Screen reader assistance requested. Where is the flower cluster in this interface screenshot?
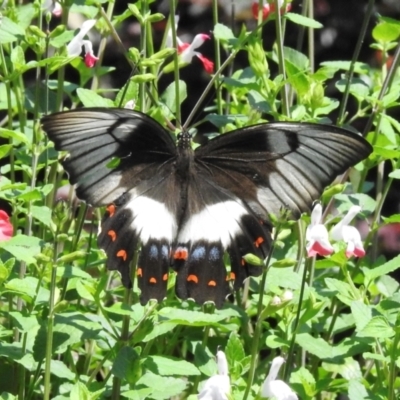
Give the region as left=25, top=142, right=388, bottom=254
left=306, top=204, right=366, bottom=258
left=252, top=0, right=292, bottom=20
left=197, top=351, right=298, bottom=400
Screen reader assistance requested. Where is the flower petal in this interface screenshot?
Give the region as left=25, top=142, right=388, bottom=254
left=67, top=19, right=96, bottom=57
left=196, top=53, right=214, bottom=73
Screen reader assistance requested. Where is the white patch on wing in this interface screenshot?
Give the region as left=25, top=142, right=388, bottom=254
left=128, top=196, right=178, bottom=243
left=178, top=201, right=247, bottom=247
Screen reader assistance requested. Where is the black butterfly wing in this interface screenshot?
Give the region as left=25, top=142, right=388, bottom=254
left=98, top=166, right=181, bottom=303
left=172, top=172, right=271, bottom=307
left=176, top=122, right=371, bottom=304
left=42, top=108, right=181, bottom=302
left=41, top=108, right=177, bottom=206
left=195, top=122, right=372, bottom=219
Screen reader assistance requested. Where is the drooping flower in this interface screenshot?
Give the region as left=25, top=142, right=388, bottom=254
left=66, top=19, right=98, bottom=68
left=43, top=0, right=62, bottom=17
left=261, top=356, right=298, bottom=400
left=0, top=210, right=13, bottom=241
left=198, top=350, right=230, bottom=400
left=252, top=0, right=292, bottom=20
left=306, top=203, right=334, bottom=257
left=177, top=33, right=214, bottom=73
left=166, top=16, right=213, bottom=73
left=330, top=205, right=366, bottom=258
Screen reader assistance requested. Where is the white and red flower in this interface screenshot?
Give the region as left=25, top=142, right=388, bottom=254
left=306, top=203, right=334, bottom=257
left=252, top=0, right=292, bottom=21
left=331, top=205, right=366, bottom=258
left=306, top=204, right=366, bottom=259
left=67, top=19, right=99, bottom=68
left=166, top=17, right=213, bottom=73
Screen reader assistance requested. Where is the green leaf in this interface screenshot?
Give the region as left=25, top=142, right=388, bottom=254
left=285, top=12, right=323, bottom=29
left=0, top=17, right=25, bottom=44
left=143, top=356, right=200, bottom=376
left=363, top=254, right=400, bottom=282
left=0, top=145, right=12, bottom=159
left=194, top=343, right=216, bottom=376
left=112, top=346, right=141, bottom=384
left=76, top=88, right=115, bottom=107
left=157, top=308, right=227, bottom=326
left=133, top=373, right=188, bottom=400
left=10, top=46, right=26, bottom=70
left=49, top=360, right=75, bottom=380
left=31, top=205, right=53, bottom=229
left=357, top=316, right=394, bottom=338
left=348, top=380, right=369, bottom=400
left=0, top=128, right=30, bottom=145
left=9, top=312, right=39, bottom=333
left=4, top=277, right=40, bottom=301
left=0, top=235, right=42, bottom=264
left=350, top=300, right=372, bottom=332
left=213, top=23, right=236, bottom=42
left=160, top=80, right=187, bottom=114
left=372, top=21, right=400, bottom=43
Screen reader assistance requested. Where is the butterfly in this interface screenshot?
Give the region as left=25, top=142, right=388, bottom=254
left=41, top=108, right=372, bottom=307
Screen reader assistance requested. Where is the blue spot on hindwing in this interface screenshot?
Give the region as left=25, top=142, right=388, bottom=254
left=209, top=246, right=220, bottom=261
left=191, top=246, right=206, bottom=260
left=161, top=244, right=169, bottom=259
left=149, top=244, right=158, bottom=259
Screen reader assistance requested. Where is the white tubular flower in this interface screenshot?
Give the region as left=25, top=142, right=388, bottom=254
left=306, top=203, right=334, bottom=257
left=198, top=350, right=230, bottom=400
left=261, top=356, right=298, bottom=400
left=178, top=33, right=214, bottom=73
left=67, top=19, right=98, bottom=68
left=330, top=205, right=366, bottom=258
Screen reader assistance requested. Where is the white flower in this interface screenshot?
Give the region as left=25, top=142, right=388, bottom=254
left=166, top=16, right=213, bottom=73
left=43, top=0, right=62, bottom=17
left=67, top=19, right=98, bottom=67
left=198, top=350, right=230, bottom=400
left=261, top=356, right=298, bottom=400
left=306, top=203, right=334, bottom=257
left=331, top=205, right=366, bottom=258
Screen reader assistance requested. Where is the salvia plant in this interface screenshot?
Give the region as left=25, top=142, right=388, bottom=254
left=0, top=0, right=399, bottom=399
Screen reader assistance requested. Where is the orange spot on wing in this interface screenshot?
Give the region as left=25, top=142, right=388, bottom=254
left=230, top=272, right=235, bottom=280
left=149, top=277, right=157, bottom=284
left=116, top=249, right=127, bottom=261
left=162, top=273, right=168, bottom=281
left=187, top=274, right=198, bottom=283
left=254, top=237, right=264, bottom=247
left=208, top=280, right=216, bottom=286
left=106, top=204, right=116, bottom=217
left=137, top=268, right=143, bottom=277
left=107, top=230, right=116, bottom=241
left=174, top=249, right=188, bottom=260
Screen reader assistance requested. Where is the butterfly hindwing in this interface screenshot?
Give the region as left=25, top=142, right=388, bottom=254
left=173, top=174, right=272, bottom=307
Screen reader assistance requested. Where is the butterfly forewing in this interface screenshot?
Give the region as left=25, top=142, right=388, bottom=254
left=195, top=122, right=372, bottom=220
left=41, top=108, right=177, bottom=206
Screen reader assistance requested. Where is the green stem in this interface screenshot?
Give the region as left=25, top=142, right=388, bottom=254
left=274, top=0, right=289, bottom=118
left=337, top=0, right=375, bottom=126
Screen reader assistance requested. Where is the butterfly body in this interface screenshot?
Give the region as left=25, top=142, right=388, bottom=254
left=42, top=108, right=372, bottom=307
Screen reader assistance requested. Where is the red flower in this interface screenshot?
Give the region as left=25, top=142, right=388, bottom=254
left=0, top=210, right=13, bottom=241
